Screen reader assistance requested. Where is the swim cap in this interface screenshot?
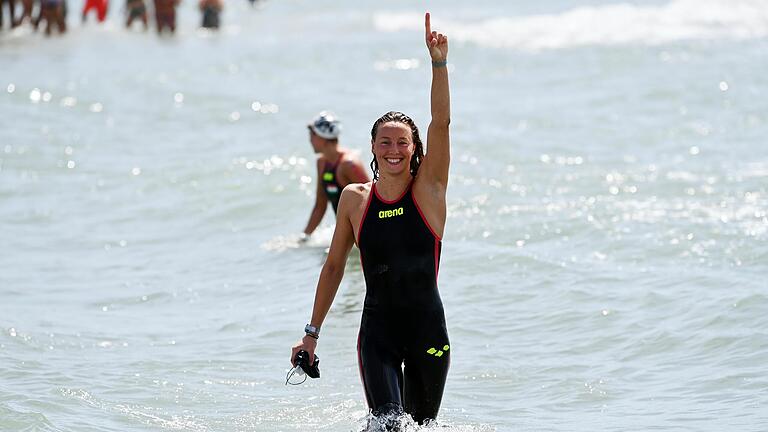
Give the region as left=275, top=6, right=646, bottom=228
left=308, top=111, right=341, bottom=140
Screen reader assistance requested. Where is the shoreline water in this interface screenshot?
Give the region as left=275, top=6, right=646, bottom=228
left=2, top=1, right=767, bottom=430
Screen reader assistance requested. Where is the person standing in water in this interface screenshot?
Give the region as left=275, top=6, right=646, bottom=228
left=198, top=0, right=221, bottom=29
left=153, top=0, right=178, bottom=35
left=35, top=0, right=66, bottom=35
left=301, top=111, right=370, bottom=239
left=17, top=0, right=35, bottom=26
left=291, top=13, right=452, bottom=425
left=81, top=0, right=107, bottom=23
left=125, top=0, right=148, bottom=30
left=0, top=0, right=18, bottom=29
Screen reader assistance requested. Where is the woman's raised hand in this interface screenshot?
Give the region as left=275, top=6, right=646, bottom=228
left=425, top=12, right=448, bottom=62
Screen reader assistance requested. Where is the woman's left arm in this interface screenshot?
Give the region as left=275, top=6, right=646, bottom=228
left=419, top=12, right=451, bottom=187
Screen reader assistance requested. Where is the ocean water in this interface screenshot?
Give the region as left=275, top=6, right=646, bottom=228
left=1, top=0, right=767, bottom=430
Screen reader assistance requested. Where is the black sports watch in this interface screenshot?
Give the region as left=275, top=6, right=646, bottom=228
left=304, top=324, right=320, bottom=339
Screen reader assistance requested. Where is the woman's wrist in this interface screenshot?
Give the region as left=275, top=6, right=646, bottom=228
left=304, top=323, right=320, bottom=339
left=431, top=60, right=447, bottom=67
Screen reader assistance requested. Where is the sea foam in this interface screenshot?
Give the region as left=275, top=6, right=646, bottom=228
left=374, top=0, right=768, bottom=50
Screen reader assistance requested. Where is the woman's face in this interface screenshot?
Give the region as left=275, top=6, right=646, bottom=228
left=372, top=121, right=414, bottom=178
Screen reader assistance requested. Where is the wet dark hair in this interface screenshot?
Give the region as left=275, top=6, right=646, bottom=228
left=370, top=111, right=424, bottom=181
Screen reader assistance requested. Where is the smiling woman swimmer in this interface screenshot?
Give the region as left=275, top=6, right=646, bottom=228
left=290, top=12, right=453, bottom=426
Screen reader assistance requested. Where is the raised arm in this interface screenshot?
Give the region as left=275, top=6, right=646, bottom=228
left=419, top=12, right=451, bottom=185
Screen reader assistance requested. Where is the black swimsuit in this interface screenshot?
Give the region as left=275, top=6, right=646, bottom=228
left=356, top=181, right=450, bottom=424
left=321, top=153, right=344, bottom=213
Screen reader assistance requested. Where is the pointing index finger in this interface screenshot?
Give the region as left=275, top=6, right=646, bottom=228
left=425, top=12, right=431, bottom=39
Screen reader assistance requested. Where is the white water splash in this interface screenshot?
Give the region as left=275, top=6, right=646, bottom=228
left=374, top=0, right=768, bottom=50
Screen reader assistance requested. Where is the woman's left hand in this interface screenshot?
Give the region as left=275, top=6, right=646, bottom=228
left=425, top=12, right=448, bottom=62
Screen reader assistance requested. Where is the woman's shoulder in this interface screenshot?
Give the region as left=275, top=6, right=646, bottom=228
left=341, top=181, right=372, bottom=199
left=337, top=182, right=373, bottom=216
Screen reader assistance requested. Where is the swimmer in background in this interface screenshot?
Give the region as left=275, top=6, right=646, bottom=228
left=35, top=0, right=66, bottom=35
left=81, top=0, right=107, bottom=23
left=301, top=111, right=370, bottom=241
left=17, top=0, right=34, bottom=26
left=199, top=0, right=220, bottom=29
left=153, top=0, right=178, bottom=35
left=0, top=0, right=18, bottom=29
left=125, top=0, right=147, bottom=30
